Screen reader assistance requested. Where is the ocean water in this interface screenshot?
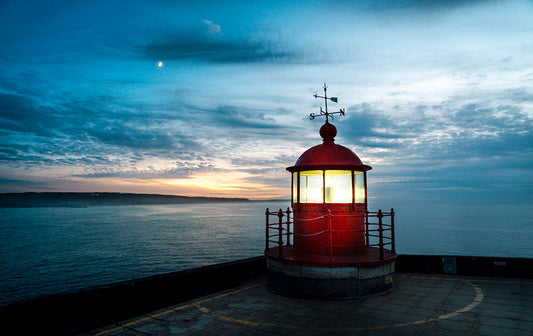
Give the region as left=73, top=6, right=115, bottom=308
left=1, top=200, right=531, bottom=306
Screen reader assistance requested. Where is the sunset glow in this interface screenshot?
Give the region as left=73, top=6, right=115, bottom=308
left=157, top=172, right=285, bottom=197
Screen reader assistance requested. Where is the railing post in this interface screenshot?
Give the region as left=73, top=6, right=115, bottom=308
left=265, top=208, right=269, bottom=251
left=277, top=208, right=284, bottom=257
left=378, top=209, right=384, bottom=260
left=327, top=209, right=333, bottom=262
left=390, top=208, right=396, bottom=254
left=286, top=207, right=292, bottom=246
left=365, top=210, right=370, bottom=246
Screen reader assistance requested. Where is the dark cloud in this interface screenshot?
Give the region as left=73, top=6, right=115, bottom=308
left=349, top=0, right=495, bottom=12
left=174, top=103, right=291, bottom=142
left=207, top=105, right=278, bottom=129
left=74, top=163, right=219, bottom=179
left=84, top=122, right=186, bottom=152
left=230, top=155, right=296, bottom=168
left=0, top=177, right=56, bottom=192
left=143, top=20, right=292, bottom=64
left=337, top=103, right=403, bottom=147
left=0, top=93, right=58, bottom=135
left=506, top=88, right=533, bottom=103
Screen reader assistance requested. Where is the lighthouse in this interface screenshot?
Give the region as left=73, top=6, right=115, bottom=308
left=265, top=84, right=396, bottom=298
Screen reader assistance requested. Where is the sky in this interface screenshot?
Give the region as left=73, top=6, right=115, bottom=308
left=0, top=0, right=532, bottom=205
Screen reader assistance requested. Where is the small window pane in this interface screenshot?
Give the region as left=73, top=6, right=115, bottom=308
left=355, top=171, right=365, bottom=203
left=292, top=172, right=298, bottom=202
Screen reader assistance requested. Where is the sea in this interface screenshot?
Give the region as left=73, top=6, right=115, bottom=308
left=1, top=200, right=532, bottom=306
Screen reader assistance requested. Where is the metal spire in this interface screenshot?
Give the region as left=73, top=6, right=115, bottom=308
left=310, top=83, right=345, bottom=122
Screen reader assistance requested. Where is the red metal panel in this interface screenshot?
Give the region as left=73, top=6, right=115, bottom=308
left=292, top=203, right=366, bottom=257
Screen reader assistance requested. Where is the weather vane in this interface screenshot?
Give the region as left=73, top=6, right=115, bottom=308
left=310, top=83, right=345, bottom=122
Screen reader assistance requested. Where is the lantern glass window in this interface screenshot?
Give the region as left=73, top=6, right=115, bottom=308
left=299, top=170, right=323, bottom=203
left=292, top=172, right=298, bottom=202
left=355, top=171, right=365, bottom=203
left=324, top=170, right=352, bottom=203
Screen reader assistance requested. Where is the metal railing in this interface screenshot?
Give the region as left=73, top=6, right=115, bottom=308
left=265, top=207, right=293, bottom=258
left=365, top=209, right=396, bottom=260
left=265, top=208, right=395, bottom=261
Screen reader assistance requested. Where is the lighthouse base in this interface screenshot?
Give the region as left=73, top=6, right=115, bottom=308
left=266, top=259, right=395, bottom=299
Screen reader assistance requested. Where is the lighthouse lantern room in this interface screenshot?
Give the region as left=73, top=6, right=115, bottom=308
left=265, top=84, right=396, bottom=299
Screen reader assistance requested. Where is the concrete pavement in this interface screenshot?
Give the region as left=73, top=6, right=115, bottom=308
left=86, top=273, right=533, bottom=336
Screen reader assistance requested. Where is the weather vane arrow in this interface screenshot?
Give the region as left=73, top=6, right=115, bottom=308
left=310, top=83, right=345, bottom=122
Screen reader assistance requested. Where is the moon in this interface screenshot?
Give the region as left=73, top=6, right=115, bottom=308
left=158, top=61, right=163, bottom=67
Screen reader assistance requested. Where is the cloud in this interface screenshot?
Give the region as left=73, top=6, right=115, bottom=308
left=0, top=93, right=58, bottom=135
left=0, top=71, right=296, bottom=187
left=350, top=99, right=533, bottom=161
left=337, top=103, right=403, bottom=148
left=346, top=97, right=533, bottom=204
left=204, top=105, right=279, bottom=130
left=420, top=101, right=533, bottom=161
left=83, top=121, right=191, bottom=152
left=201, top=20, right=221, bottom=36
left=506, top=88, right=533, bottom=103
left=0, top=78, right=204, bottom=168
left=348, top=0, right=497, bottom=12
left=73, top=163, right=220, bottom=179
left=0, top=176, right=58, bottom=192
left=143, top=20, right=292, bottom=63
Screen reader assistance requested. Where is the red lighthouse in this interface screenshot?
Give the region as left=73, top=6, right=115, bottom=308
left=265, top=85, right=396, bottom=298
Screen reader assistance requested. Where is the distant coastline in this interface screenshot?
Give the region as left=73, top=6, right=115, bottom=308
left=0, top=192, right=251, bottom=208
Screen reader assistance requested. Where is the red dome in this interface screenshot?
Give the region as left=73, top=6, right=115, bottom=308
left=287, top=123, right=372, bottom=172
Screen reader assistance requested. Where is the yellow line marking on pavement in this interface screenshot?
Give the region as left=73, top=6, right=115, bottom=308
left=93, top=303, right=192, bottom=336
left=193, top=276, right=485, bottom=332
left=92, top=283, right=261, bottom=335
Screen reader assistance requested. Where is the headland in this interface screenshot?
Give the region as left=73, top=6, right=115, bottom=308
left=0, top=192, right=250, bottom=208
